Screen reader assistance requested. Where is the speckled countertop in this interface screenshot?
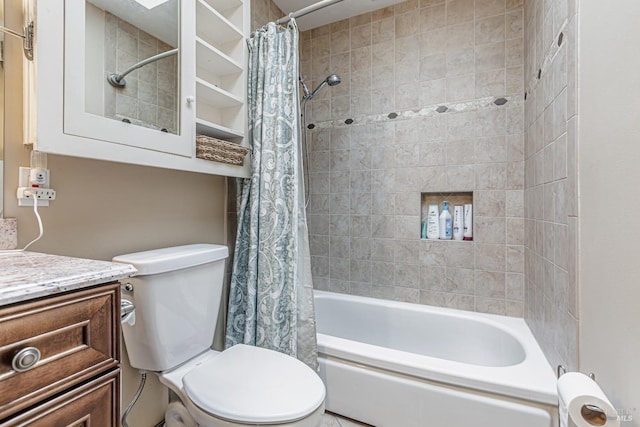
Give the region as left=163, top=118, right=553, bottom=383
left=0, top=251, right=136, bottom=306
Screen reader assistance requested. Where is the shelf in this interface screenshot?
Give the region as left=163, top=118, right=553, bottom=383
left=200, top=0, right=243, bottom=14
left=196, top=78, right=243, bottom=107
left=196, top=0, right=243, bottom=46
left=196, top=118, right=244, bottom=140
left=421, top=192, right=473, bottom=241
left=196, top=37, right=242, bottom=76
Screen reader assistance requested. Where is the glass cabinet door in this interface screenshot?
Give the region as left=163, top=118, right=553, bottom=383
left=62, top=0, right=193, bottom=157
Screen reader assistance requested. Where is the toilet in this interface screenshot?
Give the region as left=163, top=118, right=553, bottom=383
left=113, top=244, right=325, bottom=427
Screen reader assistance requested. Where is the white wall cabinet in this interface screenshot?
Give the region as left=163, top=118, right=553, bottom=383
left=26, top=0, right=250, bottom=178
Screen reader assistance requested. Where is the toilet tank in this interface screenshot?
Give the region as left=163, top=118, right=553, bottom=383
left=113, top=244, right=229, bottom=372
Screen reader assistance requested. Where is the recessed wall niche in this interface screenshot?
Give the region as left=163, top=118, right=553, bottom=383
left=420, top=192, right=473, bottom=241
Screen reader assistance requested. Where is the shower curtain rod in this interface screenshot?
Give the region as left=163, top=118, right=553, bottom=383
left=275, top=0, right=345, bottom=25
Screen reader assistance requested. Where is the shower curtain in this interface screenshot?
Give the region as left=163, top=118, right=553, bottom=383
left=225, top=19, right=318, bottom=370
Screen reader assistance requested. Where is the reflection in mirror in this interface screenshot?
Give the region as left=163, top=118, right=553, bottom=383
left=84, top=0, right=179, bottom=135
left=0, top=0, right=5, bottom=218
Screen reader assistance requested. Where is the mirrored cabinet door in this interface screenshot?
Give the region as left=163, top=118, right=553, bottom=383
left=64, top=0, right=193, bottom=157
left=27, top=0, right=250, bottom=177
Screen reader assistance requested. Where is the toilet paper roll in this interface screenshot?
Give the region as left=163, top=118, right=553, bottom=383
left=558, top=372, right=620, bottom=427
left=165, top=401, right=197, bottom=427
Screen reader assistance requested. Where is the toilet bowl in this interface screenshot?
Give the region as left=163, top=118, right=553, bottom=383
left=160, top=346, right=325, bottom=427
left=113, top=244, right=325, bottom=427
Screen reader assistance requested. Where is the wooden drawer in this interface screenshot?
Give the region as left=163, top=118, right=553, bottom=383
left=0, top=284, right=120, bottom=420
left=0, top=368, right=120, bottom=427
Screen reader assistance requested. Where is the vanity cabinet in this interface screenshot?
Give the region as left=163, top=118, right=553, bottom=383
left=0, top=283, right=121, bottom=425
left=25, top=0, right=250, bottom=177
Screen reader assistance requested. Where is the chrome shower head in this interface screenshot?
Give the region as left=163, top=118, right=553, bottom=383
left=307, top=73, right=342, bottom=100
left=326, top=74, right=341, bottom=86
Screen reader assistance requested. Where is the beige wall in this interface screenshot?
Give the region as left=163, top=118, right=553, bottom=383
left=523, top=0, right=578, bottom=371
left=3, top=2, right=227, bottom=426
left=302, top=0, right=527, bottom=316
left=579, top=0, right=640, bottom=423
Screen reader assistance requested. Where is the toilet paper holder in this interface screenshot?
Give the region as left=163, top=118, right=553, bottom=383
left=558, top=365, right=596, bottom=381
left=557, top=366, right=608, bottom=427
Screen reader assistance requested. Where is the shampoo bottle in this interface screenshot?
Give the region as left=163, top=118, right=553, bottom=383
left=463, top=204, right=473, bottom=241
left=453, top=205, right=464, bottom=240
left=426, top=204, right=440, bottom=239
left=439, top=201, right=452, bottom=240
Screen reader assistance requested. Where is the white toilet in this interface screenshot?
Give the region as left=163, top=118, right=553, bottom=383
left=113, top=244, right=325, bottom=427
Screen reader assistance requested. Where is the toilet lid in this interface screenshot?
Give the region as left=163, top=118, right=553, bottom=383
left=182, top=344, right=325, bottom=424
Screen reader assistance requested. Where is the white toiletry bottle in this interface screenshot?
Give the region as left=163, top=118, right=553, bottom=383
left=453, top=205, right=464, bottom=241
left=463, top=204, right=473, bottom=241
left=426, top=204, right=440, bottom=239
left=439, top=201, right=452, bottom=240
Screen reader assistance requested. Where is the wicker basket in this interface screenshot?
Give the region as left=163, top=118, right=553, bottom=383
left=196, top=135, right=250, bottom=166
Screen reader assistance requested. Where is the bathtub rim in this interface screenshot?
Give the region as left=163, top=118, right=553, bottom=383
left=314, top=290, right=558, bottom=406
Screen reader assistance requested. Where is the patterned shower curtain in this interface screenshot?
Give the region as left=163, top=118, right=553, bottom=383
left=225, top=19, right=318, bottom=370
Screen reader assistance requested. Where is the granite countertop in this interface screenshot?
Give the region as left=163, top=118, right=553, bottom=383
left=0, top=251, right=137, bottom=306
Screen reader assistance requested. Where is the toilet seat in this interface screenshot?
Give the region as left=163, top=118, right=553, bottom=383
left=182, top=344, right=325, bottom=425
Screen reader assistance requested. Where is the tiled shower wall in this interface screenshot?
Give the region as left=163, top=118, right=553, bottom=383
left=302, top=0, right=527, bottom=316
left=523, top=0, right=578, bottom=370
left=104, top=12, right=178, bottom=133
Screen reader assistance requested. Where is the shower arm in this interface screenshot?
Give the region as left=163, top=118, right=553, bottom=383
left=107, top=48, right=178, bottom=88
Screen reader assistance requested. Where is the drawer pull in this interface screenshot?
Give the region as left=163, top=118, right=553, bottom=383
left=12, top=347, right=41, bottom=372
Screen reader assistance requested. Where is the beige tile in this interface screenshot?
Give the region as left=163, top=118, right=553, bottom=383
left=476, top=296, right=506, bottom=315
left=396, top=83, right=421, bottom=109
left=446, top=47, right=475, bottom=77
left=475, top=243, right=506, bottom=271
left=506, top=10, right=524, bottom=39
left=445, top=242, right=475, bottom=267
left=351, top=24, right=372, bottom=50
left=446, top=0, right=475, bottom=25
left=351, top=12, right=372, bottom=27
left=506, top=37, right=524, bottom=67
left=420, top=79, right=447, bottom=106
left=506, top=272, right=524, bottom=300
left=330, top=30, right=351, bottom=54
left=372, top=18, right=395, bottom=45
left=395, top=0, right=420, bottom=15
left=475, top=41, right=506, bottom=71
left=475, top=14, right=506, bottom=46
left=313, top=34, right=331, bottom=57
left=330, top=19, right=350, bottom=33
left=419, top=142, right=446, bottom=166
left=475, top=0, right=506, bottom=19
left=446, top=165, right=476, bottom=190
left=447, top=22, right=475, bottom=51
left=372, top=6, right=395, bottom=22
left=446, top=139, right=475, bottom=165
left=505, top=300, right=524, bottom=317
left=418, top=53, right=447, bottom=81
left=420, top=28, right=447, bottom=55
left=396, top=12, right=420, bottom=38
left=420, top=4, right=446, bottom=31
left=351, top=46, right=372, bottom=72
left=476, top=69, right=506, bottom=97
left=475, top=190, right=506, bottom=216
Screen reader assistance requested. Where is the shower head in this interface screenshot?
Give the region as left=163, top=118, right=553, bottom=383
left=305, top=74, right=342, bottom=100
left=326, top=74, right=341, bottom=86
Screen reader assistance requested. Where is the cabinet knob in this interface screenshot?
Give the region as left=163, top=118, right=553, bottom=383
left=186, top=96, right=195, bottom=104
left=12, top=347, right=41, bottom=372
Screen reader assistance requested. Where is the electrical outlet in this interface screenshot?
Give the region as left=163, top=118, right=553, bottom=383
left=17, top=187, right=56, bottom=207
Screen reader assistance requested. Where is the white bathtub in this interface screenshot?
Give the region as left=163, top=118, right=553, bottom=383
left=314, top=291, right=558, bottom=427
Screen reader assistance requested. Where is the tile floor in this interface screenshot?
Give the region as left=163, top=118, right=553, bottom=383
left=321, top=412, right=372, bottom=427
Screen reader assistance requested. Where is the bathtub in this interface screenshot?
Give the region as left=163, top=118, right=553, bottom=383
left=314, top=291, right=558, bottom=427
